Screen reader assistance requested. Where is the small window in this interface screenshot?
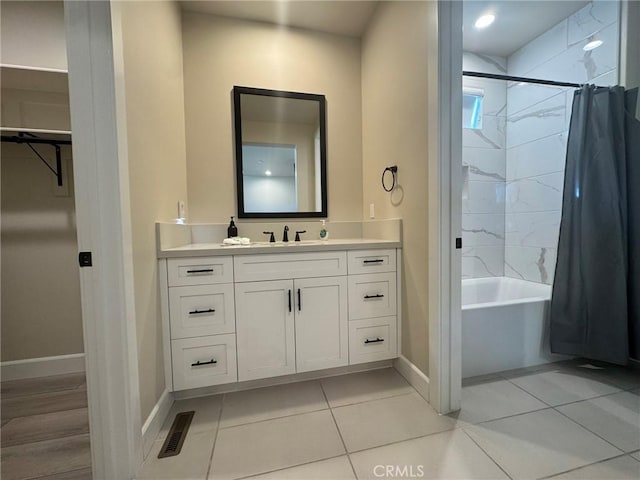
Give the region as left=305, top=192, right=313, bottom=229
left=463, top=89, right=484, bottom=129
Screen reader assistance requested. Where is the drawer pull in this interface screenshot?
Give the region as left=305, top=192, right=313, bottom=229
left=186, top=268, right=214, bottom=274
left=363, top=259, right=384, bottom=264
left=188, top=308, right=215, bottom=315
left=191, top=359, right=217, bottom=367
left=364, top=294, right=384, bottom=299
left=364, top=337, right=384, bottom=344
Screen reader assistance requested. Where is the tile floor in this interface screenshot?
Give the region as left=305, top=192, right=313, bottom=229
left=138, top=360, right=640, bottom=480
left=1, top=372, right=92, bottom=480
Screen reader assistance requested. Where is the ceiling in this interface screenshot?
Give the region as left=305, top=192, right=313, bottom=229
left=463, top=1, right=589, bottom=57
left=180, top=1, right=590, bottom=58
left=180, top=1, right=378, bottom=37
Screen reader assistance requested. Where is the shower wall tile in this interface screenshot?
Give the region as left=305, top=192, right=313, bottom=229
left=506, top=133, right=567, bottom=181
left=505, top=173, right=564, bottom=214
left=463, top=147, right=506, bottom=182
left=463, top=52, right=507, bottom=75
left=508, top=20, right=568, bottom=77
left=505, top=246, right=558, bottom=285
left=567, top=0, right=619, bottom=46
left=506, top=93, right=566, bottom=149
left=507, top=82, right=568, bottom=117
left=505, top=211, right=561, bottom=249
left=462, top=246, right=505, bottom=279
left=463, top=115, right=506, bottom=149
left=461, top=60, right=508, bottom=280
left=462, top=214, right=505, bottom=247
left=463, top=181, right=506, bottom=215
left=527, top=22, right=619, bottom=85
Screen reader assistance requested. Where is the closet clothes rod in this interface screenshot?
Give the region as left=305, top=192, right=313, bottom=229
left=463, top=70, right=582, bottom=88
left=1, top=134, right=72, bottom=186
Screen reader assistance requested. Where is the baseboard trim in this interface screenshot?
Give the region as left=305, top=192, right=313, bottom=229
left=394, top=355, right=430, bottom=402
left=174, top=360, right=394, bottom=400
left=142, top=389, right=174, bottom=459
left=1, top=353, right=86, bottom=381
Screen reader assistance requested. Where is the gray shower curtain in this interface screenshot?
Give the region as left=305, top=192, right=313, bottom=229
left=550, top=85, right=640, bottom=365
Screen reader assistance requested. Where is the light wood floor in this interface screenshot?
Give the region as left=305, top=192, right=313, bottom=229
left=1, top=373, right=92, bottom=480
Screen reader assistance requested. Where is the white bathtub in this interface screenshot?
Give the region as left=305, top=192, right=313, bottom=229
left=462, top=277, right=568, bottom=378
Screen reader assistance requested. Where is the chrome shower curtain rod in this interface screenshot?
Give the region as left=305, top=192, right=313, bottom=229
left=463, top=70, right=582, bottom=88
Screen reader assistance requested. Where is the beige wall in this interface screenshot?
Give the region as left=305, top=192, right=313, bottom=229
left=118, top=1, right=188, bottom=422
left=181, top=12, right=362, bottom=222
left=1, top=143, right=83, bottom=361
left=361, top=1, right=434, bottom=374
left=0, top=1, right=67, bottom=70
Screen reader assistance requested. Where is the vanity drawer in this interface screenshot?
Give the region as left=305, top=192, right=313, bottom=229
left=169, top=284, right=235, bottom=339
left=348, top=272, right=397, bottom=320
left=347, top=249, right=396, bottom=275
left=167, top=256, right=233, bottom=286
left=349, top=317, right=397, bottom=364
left=234, top=251, right=347, bottom=282
left=171, top=334, right=237, bottom=390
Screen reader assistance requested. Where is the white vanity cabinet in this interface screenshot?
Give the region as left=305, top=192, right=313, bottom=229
left=160, top=247, right=400, bottom=392
left=234, top=251, right=348, bottom=381
left=347, top=250, right=398, bottom=365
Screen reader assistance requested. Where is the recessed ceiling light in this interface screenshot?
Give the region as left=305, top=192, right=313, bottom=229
left=583, top=39, right=603, bottom=51
left=265, top=170, right=272, bottom=176
left=475, top=14, right=495, bottom=29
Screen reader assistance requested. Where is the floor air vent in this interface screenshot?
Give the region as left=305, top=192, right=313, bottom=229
left=158, top=411, right=195, bottom=458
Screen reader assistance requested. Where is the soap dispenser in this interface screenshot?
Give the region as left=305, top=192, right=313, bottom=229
left=227, top=216, right=238, bottom=238
left=319, top=220, right=329, bottom=241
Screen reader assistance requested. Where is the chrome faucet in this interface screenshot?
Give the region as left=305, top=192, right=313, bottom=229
left=282, top=225, right=289, bottom=242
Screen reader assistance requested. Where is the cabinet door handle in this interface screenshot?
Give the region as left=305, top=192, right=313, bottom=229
left=191, top=359, right=217, bottom=367
left=364, top=337, right=384, bottom=344
left=297, top=288, right=301, bottom=311
left=364, top=294, right=384, bottom=299
left=186, top=268, right=214, bottom=274
left=288, top=289, right=292, bottom=313
left=363, top=259, right=384, bottom=264
left=188, top=308, right=215, bottom=315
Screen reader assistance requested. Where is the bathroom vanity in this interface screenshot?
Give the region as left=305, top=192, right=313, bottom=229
left=157, top=222, right=402, bottom=393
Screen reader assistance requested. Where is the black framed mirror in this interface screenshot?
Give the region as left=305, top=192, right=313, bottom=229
left=233, top=86, right=327, bottom=218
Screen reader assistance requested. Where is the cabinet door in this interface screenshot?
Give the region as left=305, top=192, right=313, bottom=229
left=235, top=280, right=295, bottom=381
left=294, top=276, right=348, bottom=373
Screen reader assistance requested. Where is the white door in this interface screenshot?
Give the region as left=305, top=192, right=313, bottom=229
left=235, top=280, right=296, bottom=381
left=294, top=276, right=348, bottom=372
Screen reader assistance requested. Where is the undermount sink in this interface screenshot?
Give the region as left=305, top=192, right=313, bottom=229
left=252, top=240, right=324, bottom=247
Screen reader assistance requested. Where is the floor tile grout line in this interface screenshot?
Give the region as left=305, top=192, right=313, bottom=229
left=319, top=380, right=358, bottom=479
left=469, top=405, right=553, bottom=427
left=502, top=377, right=555, bottom=407
left=550, top=404, right=628, bottom=454
left=342, top=426, right=460, bottom=456
left=205, top=392, right=226, bottom=480
left=328, top=389, right=417, bottom=411
left=232, top=453, right=349, bottom=480
left=459, top=428, right=514, bottom=480
left=217, top=405, right=331, bottom=431
left=536, top=451, right=633, bottom=480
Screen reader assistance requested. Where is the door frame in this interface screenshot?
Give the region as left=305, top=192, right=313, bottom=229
left=64, top=1, right=143, bottom=478
left=428, top=0, right=463, bottom=414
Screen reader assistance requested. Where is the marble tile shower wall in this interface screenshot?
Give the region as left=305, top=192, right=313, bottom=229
left=504, top=0, right=619, bottom=284
left=462, top=52, right=507, bottom=279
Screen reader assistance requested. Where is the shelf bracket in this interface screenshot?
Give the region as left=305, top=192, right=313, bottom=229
left=1, top=132, right=71, bottom=186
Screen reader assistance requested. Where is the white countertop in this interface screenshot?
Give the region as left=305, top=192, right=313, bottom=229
left=158, top=238, right=401, bottom=258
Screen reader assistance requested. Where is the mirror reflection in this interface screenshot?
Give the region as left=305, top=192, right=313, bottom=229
left=233, top=86, right=327, bottom=218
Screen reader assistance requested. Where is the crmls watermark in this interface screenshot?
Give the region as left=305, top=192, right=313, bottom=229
left=373, top=465, right=425, bottom=478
